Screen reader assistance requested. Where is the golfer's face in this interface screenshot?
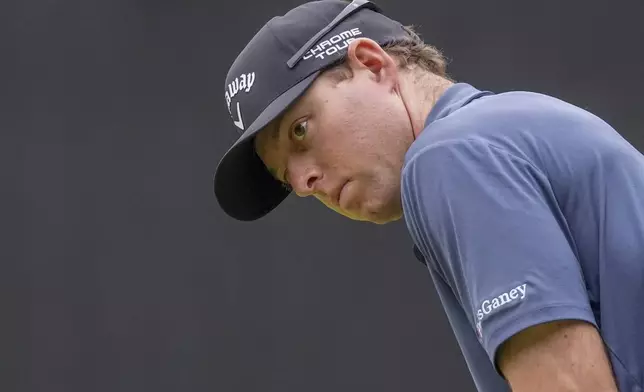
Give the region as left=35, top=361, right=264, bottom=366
left=254, top=57, right=412, bottom=224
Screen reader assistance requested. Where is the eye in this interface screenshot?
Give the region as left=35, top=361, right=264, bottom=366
left=291, top=120, right=307, bottom=141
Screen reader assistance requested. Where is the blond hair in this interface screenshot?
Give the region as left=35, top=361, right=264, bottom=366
left=383, top=25, right=451, bottom=79
left=323, top=25, right=453, bottom=82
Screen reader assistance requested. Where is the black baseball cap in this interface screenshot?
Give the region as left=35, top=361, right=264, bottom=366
left=214, top=0, right=410, bottom=221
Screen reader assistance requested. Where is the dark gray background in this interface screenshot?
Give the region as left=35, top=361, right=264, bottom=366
left=2, top=0, right=642, bottom=391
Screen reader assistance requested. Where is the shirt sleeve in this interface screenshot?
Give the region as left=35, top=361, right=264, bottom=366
left=402, top=138, right=597, bottom=369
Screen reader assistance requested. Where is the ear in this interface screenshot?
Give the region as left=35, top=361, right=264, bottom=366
left=345, top=38, right=398, bottom=85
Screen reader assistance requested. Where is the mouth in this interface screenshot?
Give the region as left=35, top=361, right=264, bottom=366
left=335, top=180, right=350, bottom=208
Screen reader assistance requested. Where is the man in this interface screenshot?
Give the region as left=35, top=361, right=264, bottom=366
left=213, top=1, right=644, bottom=391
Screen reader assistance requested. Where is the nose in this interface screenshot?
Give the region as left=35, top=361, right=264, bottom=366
left=287, top=160, right=321, bottom=197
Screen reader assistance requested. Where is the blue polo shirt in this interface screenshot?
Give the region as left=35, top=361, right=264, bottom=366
left=401, top=83, right=644, bottom=392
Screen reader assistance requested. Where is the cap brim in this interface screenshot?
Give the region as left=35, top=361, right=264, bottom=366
left=214, top=71, right=320, bottom=221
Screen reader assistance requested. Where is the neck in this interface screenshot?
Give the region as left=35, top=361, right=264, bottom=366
left=399, top=70, right=454, bottom=138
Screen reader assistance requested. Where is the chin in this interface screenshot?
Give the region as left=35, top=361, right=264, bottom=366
left=358, top=199, right=403, bottom=225
left=366, top=211, right=403, bottom=225
left=333, top=203, right=398, bottom=224
left=330, top=182, right=403, bottom=224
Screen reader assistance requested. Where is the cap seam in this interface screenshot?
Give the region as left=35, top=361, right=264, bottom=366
left=266, top=22, right=291, bottom=59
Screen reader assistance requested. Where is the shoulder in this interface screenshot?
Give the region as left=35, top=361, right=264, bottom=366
left=403, top=84, right=623, bottom=183
left=401, top=135, right=542, bottom=207
left=407, top=88, right=578, bottom=158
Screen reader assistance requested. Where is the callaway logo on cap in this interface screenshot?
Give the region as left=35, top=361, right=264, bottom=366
left=213, top=0, right=410, bottom=221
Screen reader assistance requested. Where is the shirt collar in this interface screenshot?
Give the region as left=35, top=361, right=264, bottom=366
left=424, top=83, right=494, bottom=128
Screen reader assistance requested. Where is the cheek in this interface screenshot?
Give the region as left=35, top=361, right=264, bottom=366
left=340, top=85, right=403, bottom=132
left=318, top=93, right=374, bottom=143
left=312, top=83, right=408, bottom=169
left=321, top=95, right=402, bottom=154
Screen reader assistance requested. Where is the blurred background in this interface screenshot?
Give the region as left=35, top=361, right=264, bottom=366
left=1, top=0, right=643, bottom=391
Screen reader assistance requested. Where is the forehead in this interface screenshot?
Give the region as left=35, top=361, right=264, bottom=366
left=283, top=71, right=335, bottom=116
